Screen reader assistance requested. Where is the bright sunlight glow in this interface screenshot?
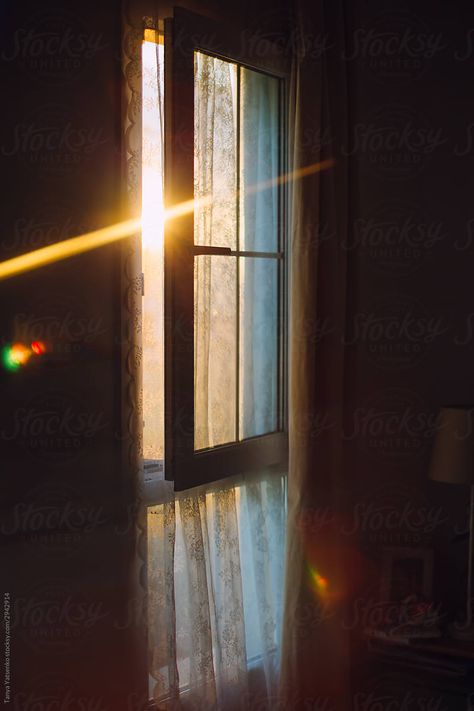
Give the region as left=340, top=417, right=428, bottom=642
left=142, top=38, right=165, bottom=251
left=0, top=158, right=333, bottom=283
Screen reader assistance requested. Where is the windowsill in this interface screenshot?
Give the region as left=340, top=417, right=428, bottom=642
left=143, top=459, right=173, bottom=506
left=149, top=653, right=277, bottom=708
left=144, top=458, right=164, bottom=481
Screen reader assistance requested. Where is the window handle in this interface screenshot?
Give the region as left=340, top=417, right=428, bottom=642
left=192, top=246, right=232, bottom=256
left=192, top=245, right=283, bottom=259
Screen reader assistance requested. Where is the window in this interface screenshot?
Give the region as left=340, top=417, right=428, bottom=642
left=164, top=10, right=289, bottom=490
left=142, top=10, right=289, bottom=492
left=141, top=13, right=290, bottom=707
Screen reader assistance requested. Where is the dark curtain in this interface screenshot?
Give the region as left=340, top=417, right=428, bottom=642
left=280, top=0, right=354, bottom=708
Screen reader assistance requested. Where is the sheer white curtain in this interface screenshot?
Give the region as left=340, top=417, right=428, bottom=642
left=144, top=40, right=287, bottom=711
left=148, top=472, right=287, bottom=710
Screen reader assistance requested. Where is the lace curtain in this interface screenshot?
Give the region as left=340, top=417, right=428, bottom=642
left=148, top=472, right=287, bottom=710
left=141, top=31, right=288, bottom=711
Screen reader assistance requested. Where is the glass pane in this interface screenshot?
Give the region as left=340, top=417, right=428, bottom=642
left=194, top=52, right=238, bottom=249
left=195, top=255, right=237, bottom=450
left=239, top=258, right=278, bottom=439
left=240, top=68, right=279, bottom=252
left=142, top=38, right=165, bottom=462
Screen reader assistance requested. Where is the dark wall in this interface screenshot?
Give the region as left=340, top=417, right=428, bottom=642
left=3, top=0, right=473, bottom=707
left=0, top=1, right=147, bottom=708
left=342, top=0, right=474, bottom=704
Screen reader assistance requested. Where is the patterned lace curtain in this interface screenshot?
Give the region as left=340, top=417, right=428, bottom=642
left=142, top=32, right=288, bottom=711
left=148, top=472, right=287, bottom=710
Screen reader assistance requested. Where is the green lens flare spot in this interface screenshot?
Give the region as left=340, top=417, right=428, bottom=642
left=2, top=346, right=21, bottom=372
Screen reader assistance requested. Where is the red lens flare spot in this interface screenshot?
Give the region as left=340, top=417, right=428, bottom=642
left=31, top=340, right=46, bottom=355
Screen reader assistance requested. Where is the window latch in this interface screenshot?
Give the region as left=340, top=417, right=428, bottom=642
left=192, top=246, right=232, bottom=256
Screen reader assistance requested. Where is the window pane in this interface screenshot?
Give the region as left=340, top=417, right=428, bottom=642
left=195, top=255, right=237, bottom=450
left=240, top=68, right=280, bottom=253
left=193, top=55, right=282, bottom=451
left=239, top=257, right=279, bottom=439
left=194, top=52, right=238, bottom=249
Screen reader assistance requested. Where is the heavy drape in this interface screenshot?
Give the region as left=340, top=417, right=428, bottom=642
left=280, top=0, right=352, bottom=708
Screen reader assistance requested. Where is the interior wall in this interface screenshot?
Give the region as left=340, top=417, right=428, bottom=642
left=343, top=0, right=474, bottom=702
left=0, top=0, right=149, bottom=707
left=4, top=0, right=473, bottom=706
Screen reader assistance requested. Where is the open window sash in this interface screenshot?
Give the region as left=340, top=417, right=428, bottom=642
left=164, top=8, right=289, bottom=491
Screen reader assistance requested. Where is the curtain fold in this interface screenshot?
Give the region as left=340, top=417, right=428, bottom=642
left=148, top=492, right=180, bottom=704
left=280, top=0, right=352, bottom=708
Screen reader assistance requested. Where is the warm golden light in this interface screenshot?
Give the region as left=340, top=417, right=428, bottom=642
left=9, top=344, right=31, bottom=366
left=0, top=159, right=333, bottom=282
left=142, top=39, right=165, bottom=252
left=0, top=218, right=141, bottom=282
left=164, top=158, right=336, bottom=224
left=142, top=37, right=165, bottom=460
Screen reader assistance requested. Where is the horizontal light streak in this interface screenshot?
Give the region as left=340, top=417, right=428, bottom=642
left=0, top=218, right=141, bottom=282
left=0, top=159, right=334, bottom=282
left=165, top=158, right=335, bottom=222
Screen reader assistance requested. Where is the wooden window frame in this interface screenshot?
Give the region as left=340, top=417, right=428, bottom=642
left=164, top=7, right=289, bottom=491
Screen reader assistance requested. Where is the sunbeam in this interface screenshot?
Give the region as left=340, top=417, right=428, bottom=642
left=0, top=159, right=334, bottom=282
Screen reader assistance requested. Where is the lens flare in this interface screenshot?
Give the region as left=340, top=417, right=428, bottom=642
left=31, top=340, right=46, bottom=355
left=2, top=343, right=31, bottom=371
left=2, top=347, right=20, bottom=372
left=2, top=340, right=47, bottom=372
left=9, top=344, right=30, bottom=365
left=308, top=564, right=330, bottom=597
